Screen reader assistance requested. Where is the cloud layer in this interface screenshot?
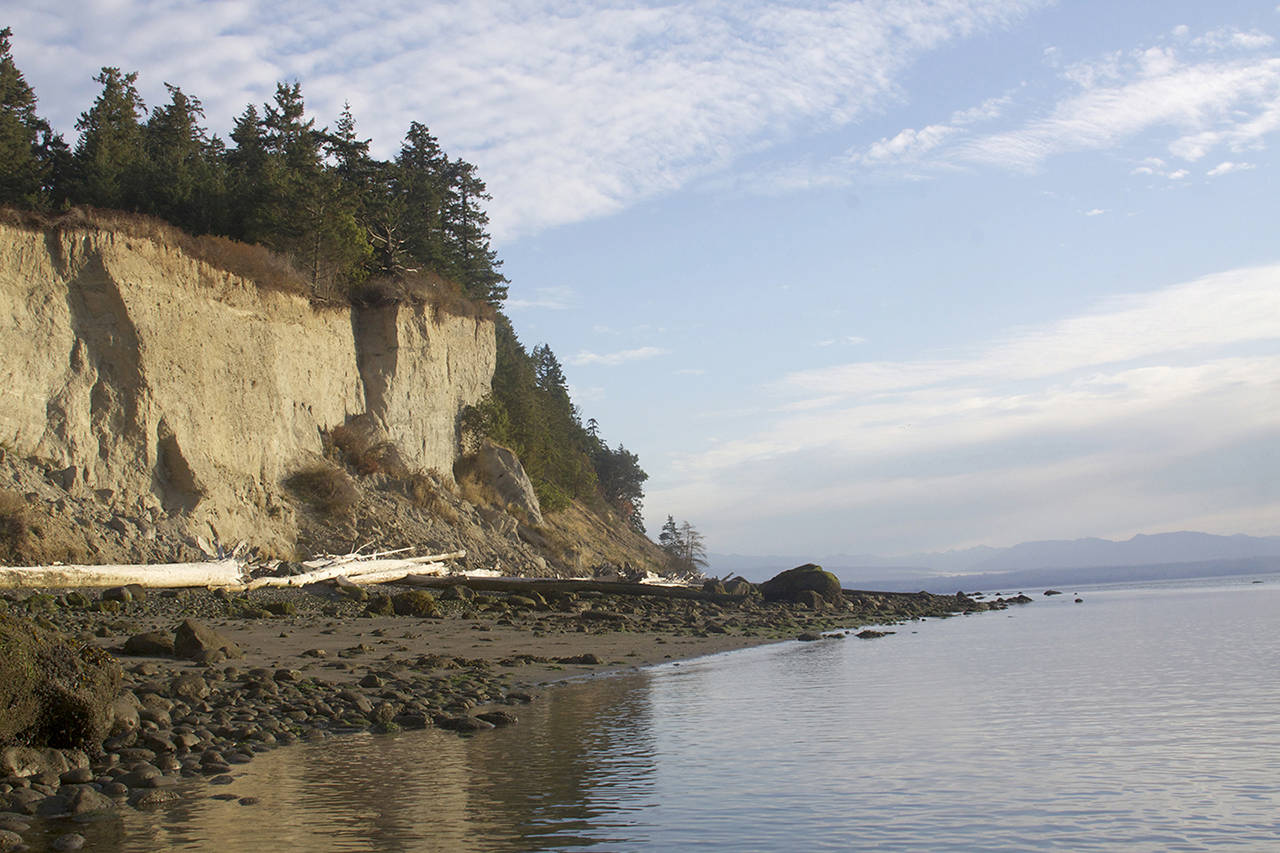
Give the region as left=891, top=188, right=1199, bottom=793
left=7, top=0, right=1044, bottom=239
left=649, top=264, right=1280, bottom=554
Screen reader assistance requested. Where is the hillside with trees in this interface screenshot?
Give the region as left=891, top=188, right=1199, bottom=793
left=0, top=27, right=656, bottom=553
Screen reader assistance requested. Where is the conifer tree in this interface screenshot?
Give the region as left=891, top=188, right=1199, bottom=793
left=72, top=67, right=146, bottom=209
left=141, top=84, right=223, bottom=232
left=0, top=28, right=53, bottom=206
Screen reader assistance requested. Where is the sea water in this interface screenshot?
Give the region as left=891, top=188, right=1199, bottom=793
left=33, top=577, right=1280, bottom=851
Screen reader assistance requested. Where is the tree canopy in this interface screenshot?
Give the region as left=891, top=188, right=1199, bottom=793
left=1, top=42, right=507, bottom=304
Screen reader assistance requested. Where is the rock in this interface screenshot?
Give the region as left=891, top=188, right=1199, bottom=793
left=363, top=594, right=394, bottom=617
left=1, top=746, right=83, bottom=778
left=170, top=673, right=210, bottom=702
left=1044, top=589, right=1063, bottom=596
left=123, top=630, right=175, bottom=657
left=796, top=632, right=824, bottom=642
left=476, top=441, right=543, bottom=525
left=856, top=629, right=894, bottom=639
left=0, top=618, right=121, bottom=749
left=0, top=829, right=23, bottom=851
left=436, top=715, right=495, bottom=733
left=52, top=832, right=86, bottom=851
left=42, top=786, right=112, bottom=817
left=391, top=591, right=439, bottom=618
left=759, top=564, right=844, bottom=606
left=702, top=580, right=727, bottom=595
left=475, top=710, right=518, bottom=727
left=130, top=788, right=182, bottom=807
left=173, top=620, right=242, bottom=664
left=723, top=578, right=758, bottom=597
left=555, top=653, right=602, bottom=665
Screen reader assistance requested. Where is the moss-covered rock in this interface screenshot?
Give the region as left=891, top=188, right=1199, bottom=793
left=391, top=590, right=440, bottom=617
left=0, top=617, right=122, bottom=748
left=363, top=593, right=395, bottom=617
left=759, top=564, right=844, bottom=605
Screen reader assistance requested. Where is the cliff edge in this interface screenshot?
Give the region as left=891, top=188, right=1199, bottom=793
left=0, top=216, right=494, bottom=560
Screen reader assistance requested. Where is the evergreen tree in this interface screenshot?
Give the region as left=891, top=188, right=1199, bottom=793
left=72, top=67, right=146, bottom=209
left=141, top=84, right=223, bottom=232
left=0, top=27, right=53, bottom=206
left=395, top=121, right=450, bottom=272
left=443, top=158, right=507, bottom=304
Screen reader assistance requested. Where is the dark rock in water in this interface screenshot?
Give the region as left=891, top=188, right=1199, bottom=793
left=1005, top=595, right=1034, bottom=605
left=476, top=710, right=518, bottom=727
left=1044, top=590, right=1063, bottom=596
left=759, top=564, right=844, bottom=606
left=123, top=630, right=176, bottom=657
left=173, top=620, right=242, bottom=664
left=0, top=829, right=25, bottom=851
left=855, top=630, right=894, bottom=639
left=437, top=715, right=495, bottom=733
left=797, top=632, right=824, bottom=642
left=0, top=618, right=121, bottom=749
left=1074, top=598, right=1084, bottom=603
left=52, top=832, right=86, bottom=851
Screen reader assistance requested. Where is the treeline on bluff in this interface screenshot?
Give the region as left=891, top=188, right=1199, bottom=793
left=0, top=28, right=648, bottom=532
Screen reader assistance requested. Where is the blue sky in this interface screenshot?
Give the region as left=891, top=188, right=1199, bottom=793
left=8, top=1, right=1279, bottom=557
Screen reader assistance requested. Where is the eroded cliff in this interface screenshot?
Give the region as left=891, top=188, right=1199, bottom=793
left=0, top=220, right=495, bottom=558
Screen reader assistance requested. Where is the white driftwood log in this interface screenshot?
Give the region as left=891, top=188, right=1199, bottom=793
left=246, top=550, right=465, bottom=590
left=0, top=559, right=246, bottom=590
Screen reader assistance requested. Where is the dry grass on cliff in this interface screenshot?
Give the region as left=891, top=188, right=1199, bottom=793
left=0, top=207, right=310, bottom=297
left=284, top=463, right=359, bottom=518
left=0, top=488, right=29, bottom=562
left=0, top=206, right=495, bottom=321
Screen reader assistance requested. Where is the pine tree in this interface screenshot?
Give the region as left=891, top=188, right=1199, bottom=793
left=0, top=27, right=53, bottom=206
left=141, top=84, right=223, bottom=232
left=72, top=67, right=146, bottom=209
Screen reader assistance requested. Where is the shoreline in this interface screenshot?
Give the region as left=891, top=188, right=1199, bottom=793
left=0, top=580, right=1026, bottom=849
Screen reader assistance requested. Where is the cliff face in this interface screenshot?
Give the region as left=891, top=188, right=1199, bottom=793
left=0, top=222, right=495, bottom=555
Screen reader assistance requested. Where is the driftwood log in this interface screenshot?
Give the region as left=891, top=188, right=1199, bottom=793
left=246, top=551, right=466, bottom=590
left=0, top=559, right=245, bottom=589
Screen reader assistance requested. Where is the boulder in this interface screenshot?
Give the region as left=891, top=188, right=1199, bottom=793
left=759, top=564, right=844, bottom=606
left=0, top=618, right=121, bottom=749
left=390, top=591, right=439, bottom=617
left=476, top=442, right=543, bottom=525
left=172, top=620, right=242, bottom=664
left=122, top=630, right=175, bottom=657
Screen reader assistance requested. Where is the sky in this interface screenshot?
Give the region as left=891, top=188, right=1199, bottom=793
left=7, top=1, right=1280, bottom=559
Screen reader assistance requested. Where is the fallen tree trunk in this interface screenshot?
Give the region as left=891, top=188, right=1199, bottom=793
left=246, top=551, right=465, bottom=590
left=0, top=559, right=245, bottom=590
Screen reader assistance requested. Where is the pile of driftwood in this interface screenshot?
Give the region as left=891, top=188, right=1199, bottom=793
left=0, top=546, right=468, bottom=591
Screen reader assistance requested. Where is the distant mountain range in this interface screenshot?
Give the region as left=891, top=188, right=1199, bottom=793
left=709, top=531, right=1280, bottom=590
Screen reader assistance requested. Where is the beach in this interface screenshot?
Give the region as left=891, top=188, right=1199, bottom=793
left=0, top=578, right=1017, bottom=849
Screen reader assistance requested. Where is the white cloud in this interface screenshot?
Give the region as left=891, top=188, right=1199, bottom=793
left=569, top=346, right=667, bottom=367
left=5, top=0, right=1048, bottom=241
left=1206, top=160, right=1256, bottom=176
left=840, top=27, right=1280, bottom=183
left=506, top=285, right=575, bottom=311
left=1083, top=208, right=1107, bottom=216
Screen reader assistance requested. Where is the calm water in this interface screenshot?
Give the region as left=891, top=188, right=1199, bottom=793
left=34, top=577, right=1280, bottom=851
